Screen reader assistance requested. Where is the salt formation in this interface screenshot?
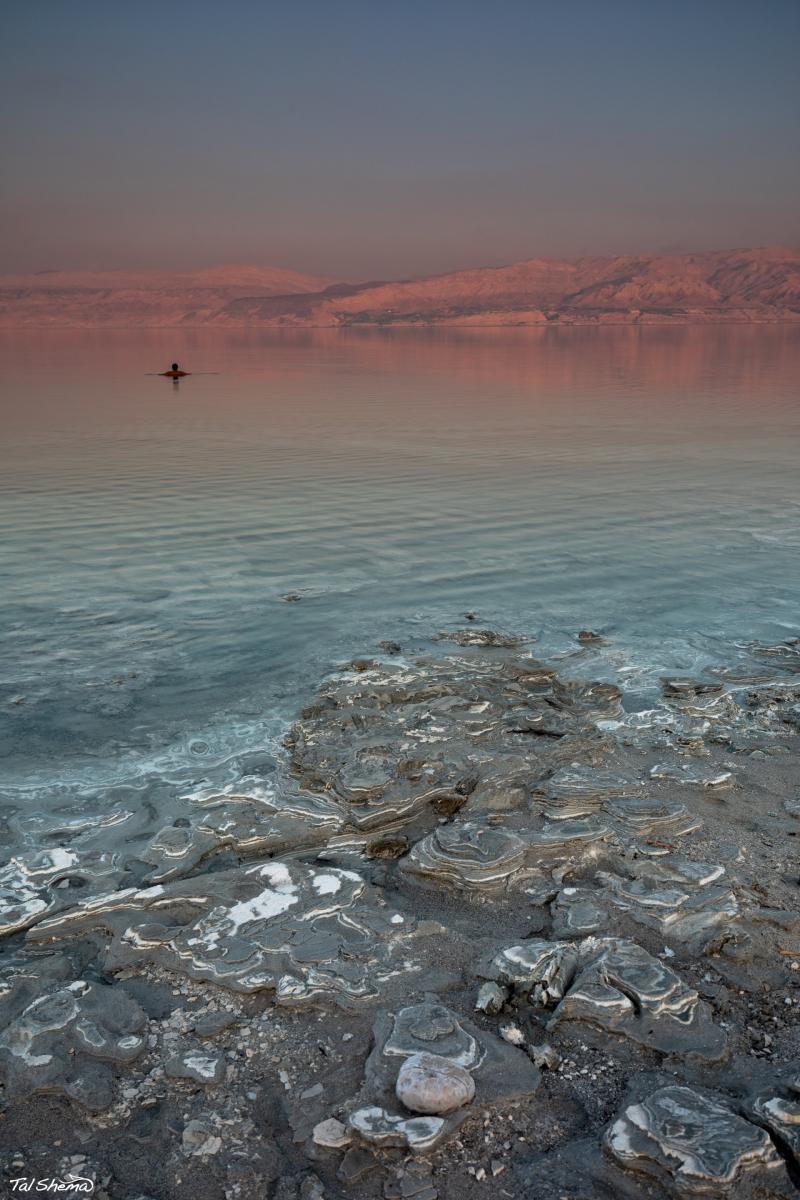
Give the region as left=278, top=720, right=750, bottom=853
left=401, top=823, right=528, bottom=891
left=1, top=631, right=798, bottom=1194
left=29, top=860, right=417, bottom=1006
left=751, top=1078, right=800, bottom=1173
left=140, top=786, right=345, bottom=882
left=0, top=965, right=145, bottom=1110
left=482, top=936, right=726, bottom=1057
left=345, top=1002, right=540, bottom=1153
left=605, top=1086, right=789, bottom=1196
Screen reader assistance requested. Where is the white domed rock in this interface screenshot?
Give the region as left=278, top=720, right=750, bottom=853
left=395, top=1051, right=475, bottom=1115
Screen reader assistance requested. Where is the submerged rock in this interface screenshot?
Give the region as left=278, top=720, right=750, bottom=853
left=435, top=628, right=525, bottom=647
left=661, top=677, right=726, bottom=699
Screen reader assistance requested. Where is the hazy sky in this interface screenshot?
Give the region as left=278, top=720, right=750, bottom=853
left=1, top=0, right=798, bottom=278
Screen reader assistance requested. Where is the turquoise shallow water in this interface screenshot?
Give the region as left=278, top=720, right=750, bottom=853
left=1, top=325, right=799, bottom=812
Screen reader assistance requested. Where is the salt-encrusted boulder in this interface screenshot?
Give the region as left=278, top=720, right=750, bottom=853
left=395, top=1052, right=475, bottom=1115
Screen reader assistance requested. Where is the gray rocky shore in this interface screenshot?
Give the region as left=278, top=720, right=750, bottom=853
left=1, top=629, right=799, bottom=1199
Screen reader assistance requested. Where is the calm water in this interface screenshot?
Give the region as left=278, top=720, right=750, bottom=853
left=1, top=326, right=799, bottom=814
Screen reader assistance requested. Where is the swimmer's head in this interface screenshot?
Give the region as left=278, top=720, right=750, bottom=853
left=171, top=362, right=179, bottom=371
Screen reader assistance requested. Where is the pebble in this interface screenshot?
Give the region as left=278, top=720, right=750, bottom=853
left=182, top=1120, right=222, bottom=1157
left=166, top=1052, right=225, bottom=1086
left=192, top=1012, right=237, bottom=1038
left=528, top=1042, right=561, bottom=1070
left=475, top=982, right=507, bottom=1015
left=312, top=1118, right=352, bottom=1149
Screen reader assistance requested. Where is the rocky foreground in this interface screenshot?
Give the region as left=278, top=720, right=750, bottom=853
left=1, top=629, right=799, bottom=1199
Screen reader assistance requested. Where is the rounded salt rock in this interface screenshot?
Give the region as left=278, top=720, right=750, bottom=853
left=395, top=1051, right=475, bottom=1115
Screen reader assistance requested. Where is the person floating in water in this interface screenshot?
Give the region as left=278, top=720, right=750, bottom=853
left=160, top=362, right=189, bottom=378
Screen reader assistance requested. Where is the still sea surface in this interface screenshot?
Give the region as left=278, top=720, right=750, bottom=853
left=1, top=326, right=798, bottom=838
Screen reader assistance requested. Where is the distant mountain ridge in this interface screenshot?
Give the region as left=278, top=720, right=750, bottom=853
left=0, top=265, right=332, bottom=328
left=1, top=247, right=798, bottom=327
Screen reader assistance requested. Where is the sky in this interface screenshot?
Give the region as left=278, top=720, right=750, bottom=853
left=1, top=0, right=798, bottom=279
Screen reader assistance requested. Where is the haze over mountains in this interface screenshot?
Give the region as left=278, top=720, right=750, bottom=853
left=1, top=246, right=798, bottom=328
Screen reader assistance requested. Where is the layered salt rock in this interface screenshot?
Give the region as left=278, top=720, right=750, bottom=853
left=629, top=856, right=727, bottom=889
left=0, top=973, right=145, bottom=1111
left=552, top=939, right=726, bottom=1058
left=526, top=818, right=611, bottom=867
left=605, top=796, right=702, bottom=840
left=402, top=812, right=614, bottom=895
left=536, top=765, right=642, bottom=820
left=349, top=1107, right=444, bottom=1152
left=401, top=822, right=528, bottom=892
left=382, top=1004, right=483, bottom=1068
left=597, top=864, right=738, bottom=949
left=605, top=1086, right=788, bottom=1196
left=650, top=761, right=734, bottom=787
left=550, top=887, right=604, bottom=935
left=482, top=940, right=578, bottom=1005
left=751, top=1077, right=800, bottom=1171
left=482, top=937, right=725, bottom=1058
left=0, top=846, right=124, bottom=938
left=434, top=628, right=526, bottom=647
left=285, top=650, right=623, bottom=839
left=29, top=861, right=417, bottom=1007
left=661, top=677, right=726, bottom=699
left=395, top=1052, right=475, bottom=1115
left=349, top=1002, right=540, bottom=1153
left=140, top=786, right=345, bottom=882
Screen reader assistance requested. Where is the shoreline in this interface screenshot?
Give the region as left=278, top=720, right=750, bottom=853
left=1, top=312, right=800, bottom=331
left=1, top=630, right=799, bottom=1198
